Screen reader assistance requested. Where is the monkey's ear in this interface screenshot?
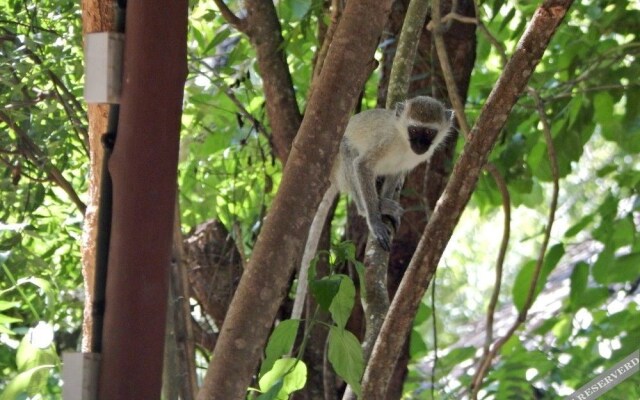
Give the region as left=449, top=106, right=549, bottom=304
left=445, top=109, right=455, bottom=122
left=395, top=101, right=406, bottom=118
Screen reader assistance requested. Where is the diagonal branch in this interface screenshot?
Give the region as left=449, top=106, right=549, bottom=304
left=213, top=0, right=246, bottom=32
left=0, top=111, right=86, bottom=214
left=361, top=0, right=574, bottom=395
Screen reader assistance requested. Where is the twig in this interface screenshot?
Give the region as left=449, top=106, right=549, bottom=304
left=222, top=87, right=269, bottom=139
left=0, top=110, right=87, bottom=214
left=232, top=221, right=248, bottom=269
left=430, top=278, right=438, bottom=398
left=480, top=163, right=510, bottom=355
left=309, top=0, right=341, bottom=101
left=213, top=0, right=246, bottom=32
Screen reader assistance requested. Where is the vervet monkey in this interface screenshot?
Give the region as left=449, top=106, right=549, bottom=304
left=291, top=96, right=454, bottom=320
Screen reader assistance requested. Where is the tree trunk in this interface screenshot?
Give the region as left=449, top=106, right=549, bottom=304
left=79, top=0, right=114, bottom=353
left=197, top=1, right=394, bottom=398
left=97, top=0, right=188, bottom=398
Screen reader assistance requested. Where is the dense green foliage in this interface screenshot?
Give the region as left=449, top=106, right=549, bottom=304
left=0, top=0, right=638, bottom=398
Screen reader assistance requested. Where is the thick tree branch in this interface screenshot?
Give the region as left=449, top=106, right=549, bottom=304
left=243, top=0, right=302, bottom=163
left=196, top=1, right=394, bottom=398
left=361, top=1, right=574, bottom=396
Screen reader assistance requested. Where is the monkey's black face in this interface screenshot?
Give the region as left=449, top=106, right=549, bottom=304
left=408, top=125, right=438, bottom=155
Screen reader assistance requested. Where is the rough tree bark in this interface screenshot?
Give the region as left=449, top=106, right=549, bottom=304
left=361, top=0, right=574, bottom=396
left=97, top=0, right=188, bottom=398
left=196, top=0, right=394, bottom=398
left=79, top=0, right=114, bottom=353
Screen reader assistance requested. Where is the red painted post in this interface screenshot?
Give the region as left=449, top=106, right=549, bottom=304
left=97, top=0, right=188, bottom=398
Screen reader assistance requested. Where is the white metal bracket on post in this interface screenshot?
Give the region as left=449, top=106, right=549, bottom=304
left=62, top=352, right=101, bottom=400
left=84, top=32, right=124, bottom=104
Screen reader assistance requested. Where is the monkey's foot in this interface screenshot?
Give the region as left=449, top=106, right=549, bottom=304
left=369, top=219, right=391, bottom=252
left=380, top=198, right=403, bottom=232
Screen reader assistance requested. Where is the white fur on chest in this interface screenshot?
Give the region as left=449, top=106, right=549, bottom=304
left=374, top=138, right=429, bottom=175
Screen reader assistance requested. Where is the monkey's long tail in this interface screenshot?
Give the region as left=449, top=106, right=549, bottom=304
left=290, top=184, right=339, bottom=321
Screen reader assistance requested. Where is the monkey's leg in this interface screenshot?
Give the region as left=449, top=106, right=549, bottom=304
left=379, top=173, right=405, bottom=231
left=340, top=141, right=367, bottom=215
left=379, top=198, right=403, bottom=232
left=354, top=158, right=391, bottom=251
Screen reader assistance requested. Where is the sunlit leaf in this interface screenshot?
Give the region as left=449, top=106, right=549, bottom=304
left=328, top=327, right=363, bottom=396
left=260, top=319, right=300, bottom=377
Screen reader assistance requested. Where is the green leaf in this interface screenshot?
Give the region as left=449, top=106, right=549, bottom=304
left=437, top=347, right=476, bottom=373
left=593, top=247, right=615, bottom=284
left=328, top=327, right=364, bottom=395
left=569, top=262, right=588, bottom=310
left=0, top=365, right=54, bottom=400
left=513, top=260, right=536, bottom=312
left=512, top=244, right=563, bottom=313
left=599, top=252, right=640, bottom=284
left=409, top=329, right=427, bottom=358
left=328, top=275, right=356, bottom=329
left=0, top=312, right=22, bottom=325
left=16, top=326, right=57, bottom=371
left=255, top=379, right=284, bottom=400
left=258, top=358, right=306, bottom=399
left=564, top=214, right=594, bottom=238
left=309, top=276, right=341, bottom=311
left=0, top=300, right=20, bottom=312
left=260, top=319, right=300, bottom=376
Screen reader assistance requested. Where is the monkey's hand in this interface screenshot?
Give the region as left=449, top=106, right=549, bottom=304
left=380, top=197, right=403, bottom=232
left=370, top=219, right=392, bottom=252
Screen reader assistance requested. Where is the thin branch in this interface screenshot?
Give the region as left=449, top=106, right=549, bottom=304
left=171, top=203, right=198, bottom=400
left=442, top=12, right=477, bottom=25
left=232, top=221, right=248, bottom=269
left=470, top=87, right=560, bottom=398
left=480, top=163, right=510, bottom=355
left=473, top=0, right=508, bottom=66
left=550, top=83, right=639, bottom=100
left=430, top=278, right=439, bottom=398
left=221, top=87, right=269, bottom=139
left=309, top=0, right=341, bottom=101
left=0, top=111, right=86, bottom=214
left=428, top=1, right=470, bottom=134
left=213, top=0, right=246, bottom=32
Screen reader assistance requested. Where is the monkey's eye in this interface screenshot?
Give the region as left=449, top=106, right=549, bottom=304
left=408, top=126, right=438, bottom=139
left=408, top=125, right=439, bottom=155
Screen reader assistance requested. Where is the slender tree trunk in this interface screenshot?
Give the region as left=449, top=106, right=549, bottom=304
left=97, top=0, right=188, bottom=398
left=197, top=1, right=394, bottom=398
left=79, top=0, right=114, bottom=353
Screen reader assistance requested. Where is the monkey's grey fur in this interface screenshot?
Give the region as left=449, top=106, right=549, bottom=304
left=291, top=96, right=454, bottom=320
